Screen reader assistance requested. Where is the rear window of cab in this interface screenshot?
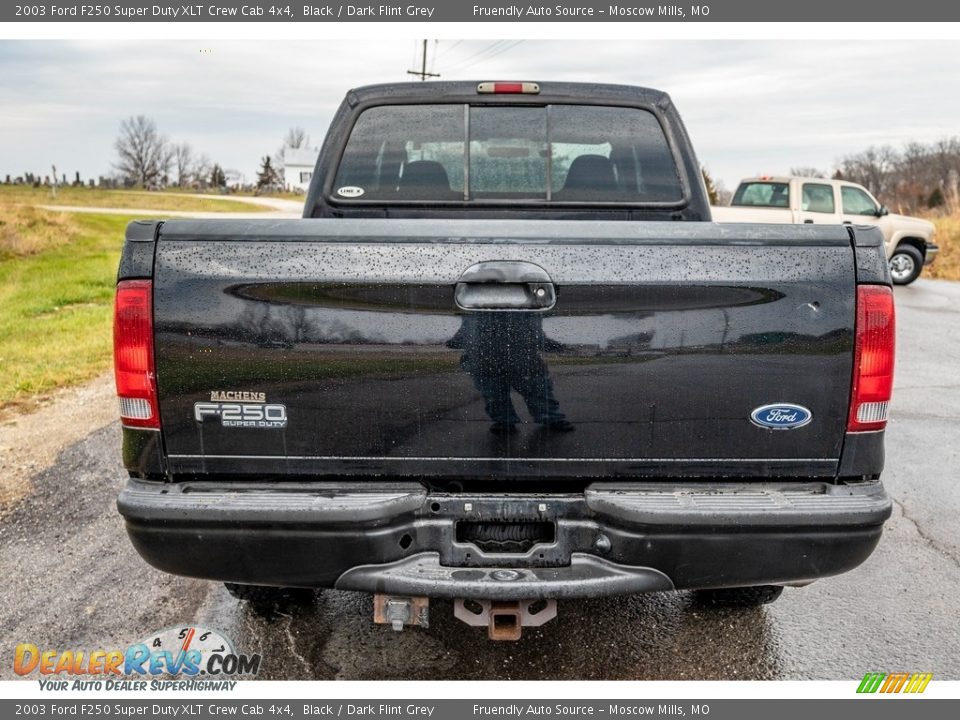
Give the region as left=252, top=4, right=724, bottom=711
left=332, top=104, right=683, bottom=204
left=732, top=182, right=791, bottom=208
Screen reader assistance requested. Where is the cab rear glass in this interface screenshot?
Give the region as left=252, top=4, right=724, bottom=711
left=332, top=104, right=683, bottom=204
left=732, top=181, right=791, bottom=208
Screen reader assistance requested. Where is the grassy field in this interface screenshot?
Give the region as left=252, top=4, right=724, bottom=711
left=0, top=185, right=268, bottom=213
left=0, top=204, right=81, bottom=259
left=925, top=213, right=960, bottom=281
left=0, top=208, right=128, bottom=413
left=206, top=189, right=307, bottom=203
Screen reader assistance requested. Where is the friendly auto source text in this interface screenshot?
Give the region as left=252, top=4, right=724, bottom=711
left=471, top=705, right=702, bottom=716
left=471, top=5, right=708, bottom=17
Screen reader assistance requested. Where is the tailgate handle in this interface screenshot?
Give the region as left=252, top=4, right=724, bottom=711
left=455, top=261, right=556, bottom=311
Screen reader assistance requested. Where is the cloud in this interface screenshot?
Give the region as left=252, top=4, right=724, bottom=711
left=1, top=39, right=958, bottom=185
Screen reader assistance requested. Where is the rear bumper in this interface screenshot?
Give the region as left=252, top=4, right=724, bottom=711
left=118, top=479, right=891, bottom=599
left=925, top=241, right=940, bottom=265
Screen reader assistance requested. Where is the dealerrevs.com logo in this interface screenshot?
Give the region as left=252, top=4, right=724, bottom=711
left=15, top=626, right=260, bottom=690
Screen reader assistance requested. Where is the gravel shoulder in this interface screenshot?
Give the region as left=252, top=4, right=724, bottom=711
left=0, top=373, right=115, bottom=515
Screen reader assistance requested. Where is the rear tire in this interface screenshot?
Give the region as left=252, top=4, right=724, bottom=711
left=889, top=244, right=923, bottom=285
left=694, top=585, right=784, bottom=608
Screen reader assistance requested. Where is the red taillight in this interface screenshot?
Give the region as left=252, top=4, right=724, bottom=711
left=848, top=285, right=895, bottom=432
left=114, top=279, right=159, bottom=429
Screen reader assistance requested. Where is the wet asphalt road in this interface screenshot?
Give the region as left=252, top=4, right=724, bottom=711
left=1, top=279, right=958, bottom=681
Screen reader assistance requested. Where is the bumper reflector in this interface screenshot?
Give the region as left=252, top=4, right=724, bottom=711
left=856, top=401, right=889, bottom=425
left=119, top=397, right=153, bottom=420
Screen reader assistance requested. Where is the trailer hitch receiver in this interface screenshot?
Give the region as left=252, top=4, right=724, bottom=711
left=453, top=599, right=558, bottom=641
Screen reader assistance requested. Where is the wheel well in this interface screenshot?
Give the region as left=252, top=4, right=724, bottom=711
left=897, top=237, right=926, bottom=258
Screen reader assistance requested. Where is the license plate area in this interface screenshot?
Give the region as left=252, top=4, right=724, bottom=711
left=456, top=520, right=556, bottom=553
left=426, top=495, right=594, bottom=568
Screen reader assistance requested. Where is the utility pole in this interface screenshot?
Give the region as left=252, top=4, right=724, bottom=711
left=407, top=39, right=440, bottom=81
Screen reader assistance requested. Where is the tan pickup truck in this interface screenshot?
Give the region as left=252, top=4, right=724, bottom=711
left=712, top=176, right=939, bottom=284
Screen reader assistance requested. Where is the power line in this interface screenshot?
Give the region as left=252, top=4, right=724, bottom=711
left=440, top=40, right=526, bottom=75
left=454, top=40, right=525, bottom=72
left=407, top=39, right=440, bottom=81
left=433, top=40, right=463, bottom=61
left=440, top=41, right=510, bottom=72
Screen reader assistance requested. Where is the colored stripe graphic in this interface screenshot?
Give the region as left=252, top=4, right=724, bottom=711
left=881, top=673, right=899, bottom=693
left=857, top=672, right=932, bottom=694
left=904, top=674, right=921, bottom=694
left=907, top=674, right=934, bottom=694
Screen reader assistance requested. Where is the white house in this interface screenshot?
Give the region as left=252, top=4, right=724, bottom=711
left=282, top=147, right=320, bottom=192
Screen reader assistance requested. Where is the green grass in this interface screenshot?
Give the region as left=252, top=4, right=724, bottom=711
left=0, top=186, right=268, bottom=213
left=0, top=210, right=130, bottom=409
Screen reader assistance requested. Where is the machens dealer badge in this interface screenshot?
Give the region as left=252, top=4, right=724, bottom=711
left=194, top=391, right=287, bottom=429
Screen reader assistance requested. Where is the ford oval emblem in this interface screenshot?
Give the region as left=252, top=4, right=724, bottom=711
left=750, top=403, right=812, bottom=430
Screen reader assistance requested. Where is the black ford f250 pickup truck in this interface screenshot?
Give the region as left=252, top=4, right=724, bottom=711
left=116, top=82, right=895, bottom=640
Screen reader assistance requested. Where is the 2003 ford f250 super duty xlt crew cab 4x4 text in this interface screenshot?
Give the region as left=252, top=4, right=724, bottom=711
left=115, top=81, right=895, bottom=640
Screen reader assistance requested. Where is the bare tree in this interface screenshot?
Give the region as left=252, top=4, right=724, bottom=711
left=173, top=142, right=194, bottom=188
left=113, top=115, right=173, bottom=188
left=192, top=154, right=213, bottom=189
left=932, top=138, right=960, bottom=204
left=837, top=145, right=898, bottom=198
left=900, top=142, right=932, bottom=184
left=893, top=142, right=934, bottom=211
left=282, top=127, right=311, bottom=150
left=828, top=137, right=960, bottom=213
left=789, top=166, right=827, bottom=179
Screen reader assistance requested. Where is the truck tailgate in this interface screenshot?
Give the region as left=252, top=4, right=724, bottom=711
left=152, top=219, right=855, bottom=481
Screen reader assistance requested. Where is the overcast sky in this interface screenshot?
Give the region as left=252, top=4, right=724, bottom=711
left=1, top=39, right=958, bottom=189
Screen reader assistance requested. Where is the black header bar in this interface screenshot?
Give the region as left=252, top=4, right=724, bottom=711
left=4, top=0, right=959, bottom=22
left=0, top=700, right=957, bottom=720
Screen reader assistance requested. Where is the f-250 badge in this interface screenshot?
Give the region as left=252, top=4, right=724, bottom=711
left=750, top=403, right=812, bottom=430
left=194, top=391, right=287, bottom=429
